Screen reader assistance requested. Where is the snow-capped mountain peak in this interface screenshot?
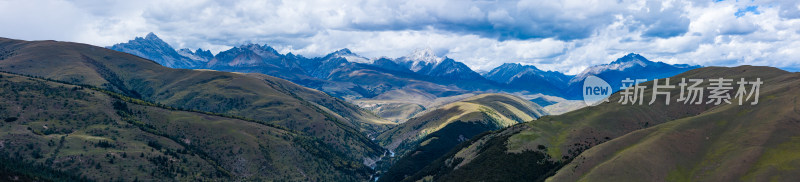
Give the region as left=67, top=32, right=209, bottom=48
left=408, top=48, right=440, bottom=63
left=610, top=53, right=650, bottom=67
left=406, top=48, right=444, bottom=64
left=396, top=48, right=444, bottom=72
left=326, top=48, right=371, bottom=64
left=570, top=53, right=655, bottom=84
left=567, top=53, right=701, bottom=87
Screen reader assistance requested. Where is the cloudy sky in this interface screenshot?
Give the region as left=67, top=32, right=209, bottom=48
left=1, top=0, right=799, bottom=74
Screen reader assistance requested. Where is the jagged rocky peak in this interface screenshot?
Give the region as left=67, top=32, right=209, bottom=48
left=502, top=63, right=541, bottom=71
left=484, top=62, right=572, bottom=90
left=144, top=32, right=160, bottom=40
left=333, top=48, right=353, bottom=55
left=121, top=32, right=168, bottom=48
left=177, top=48, right=214, bottom=62
left=108, top=32, right=204, bottom=68
left=486, top=63, right=543, bottom=78
left=610, top=53, right=651, bottom=66
left=236, top=43, right=281, bottom=58
left=240, top=43, right=275, bottom=51
left=195, top=48, right=213, bottom=57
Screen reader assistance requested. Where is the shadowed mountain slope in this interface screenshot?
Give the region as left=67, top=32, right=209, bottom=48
left=375, top=93, right=546, bottom=181
left=0, top=71, right=372, bottom=181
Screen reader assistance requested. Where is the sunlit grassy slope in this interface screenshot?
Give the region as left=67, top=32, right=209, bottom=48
left=549, top=66, right=800, bottom=181
left=377, top=93, right=546, bottom=152
left=406, top=66, right=798, bottom=182
left=375, top=93, right=546, bottom=181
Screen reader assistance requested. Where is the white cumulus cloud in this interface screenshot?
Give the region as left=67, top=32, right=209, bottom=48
left=0, top=0, right=798, bottom=73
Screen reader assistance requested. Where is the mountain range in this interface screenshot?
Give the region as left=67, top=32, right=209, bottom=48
left=484, top=63, right=574, bottom=97
left=109, top=33, right=206, bottom=68
left=109, top=33, right=700, bottom=121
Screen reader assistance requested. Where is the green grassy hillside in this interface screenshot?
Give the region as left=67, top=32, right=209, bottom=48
left=375, top=93, right=546, bottom=181
left=548, top=67, right=800, bottom=181
left=0, top=72, right=371, bottom=181
left=0, top=37, right=394, bottom=164
left=406, top=66, right=794, bottom=181
left=377, top=94, right=546, bottom=151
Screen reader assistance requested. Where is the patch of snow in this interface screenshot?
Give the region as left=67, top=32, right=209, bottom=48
left=342, top=55, right=372, bottom=64
left=177, top=49, right=210, bottom=62
left=569, top=59, right=650, bottom=84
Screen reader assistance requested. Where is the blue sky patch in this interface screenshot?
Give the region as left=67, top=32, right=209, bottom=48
left=736, top=6, right=760, bottom=17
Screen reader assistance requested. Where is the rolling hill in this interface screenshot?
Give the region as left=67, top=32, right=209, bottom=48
left=403, top=66, right=796, bottom=181
left=548, top=66, right=800, bottom=181
left=0, top=71, right=371, bottom=181
left=374, top=93, right=546, bottom=181
left=0, top=37, right=394, bottom=171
